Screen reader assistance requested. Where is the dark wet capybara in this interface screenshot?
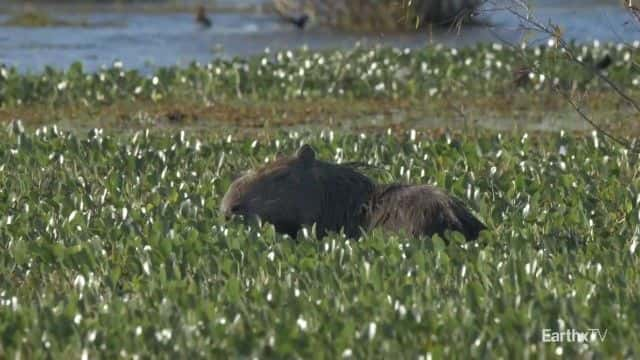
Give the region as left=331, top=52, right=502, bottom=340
left=289, top=14, right=310, bottom=29
left=220, top=144, right=486, bottom=240
left=196, top=5, right=212, bottom=28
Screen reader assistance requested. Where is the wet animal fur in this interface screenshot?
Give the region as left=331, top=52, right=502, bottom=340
left=367, top=184, right=485, bottom=240
left=220, top=145, right=486, bottom=240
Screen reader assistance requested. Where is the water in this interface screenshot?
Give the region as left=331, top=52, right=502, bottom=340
left=0, top=0, right=637, bottom=72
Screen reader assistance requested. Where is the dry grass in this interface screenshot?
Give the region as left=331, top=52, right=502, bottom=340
left=1, top=90, right=636, bottom=138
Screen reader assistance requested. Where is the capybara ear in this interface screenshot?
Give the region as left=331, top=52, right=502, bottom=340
left=296, top=144, right=315, bottom=166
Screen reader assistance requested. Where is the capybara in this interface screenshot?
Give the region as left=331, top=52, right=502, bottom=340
left=196, top=5, right=212, bottom=28
left=220, top=144, right=486, bottom=240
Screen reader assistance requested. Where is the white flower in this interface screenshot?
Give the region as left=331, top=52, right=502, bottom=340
left=57, top=81, right=68, bottom=91
left=142, top=261, right=151, bottom=275
left=68, top=210, right=77, bottom=223
left=296, top=317, right=308, bottom=331
left=74, top=314, right=82, bottom=325
left=559, top=145, right=567, bottom=156
left=87, top=330, right=97, bottom=343
left=522, top=203, right=531, bottom=217
left=559, top=161, right=567, bottom=171
left=74, top=275, right=86, bottom=290
left=368, top=322, right=376, bottom=340
left=397, top=304, right=407, bottom=317
left=155, top=328, right=172, bottom=343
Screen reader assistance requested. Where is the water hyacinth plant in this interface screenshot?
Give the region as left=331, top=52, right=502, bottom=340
left=1, top=43, right=638, bottom=109
left=0, top=124, right=639, bottom=357
left=1, top=3, right=639, bottom=355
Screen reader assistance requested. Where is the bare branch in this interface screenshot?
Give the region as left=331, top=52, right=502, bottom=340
left=627, top=1, right=640, bottom=23
left=483, top=0, right=638, bottom=152
left=555, top=86, right=633, bottom=150
left=497, top=1, right=640, bottom=113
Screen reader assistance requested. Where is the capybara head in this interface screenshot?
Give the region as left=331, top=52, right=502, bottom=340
left=220, top=145, right=324, bottom=237
left=220, top=144, right=375, bottom=238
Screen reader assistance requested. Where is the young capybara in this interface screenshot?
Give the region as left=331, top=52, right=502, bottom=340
left=220, top=144, right=486, bottom=240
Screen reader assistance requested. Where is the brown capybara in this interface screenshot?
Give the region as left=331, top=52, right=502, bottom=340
left=220, top=144, right=486, bottom=240
left=196, top=5, right=212, bottom=28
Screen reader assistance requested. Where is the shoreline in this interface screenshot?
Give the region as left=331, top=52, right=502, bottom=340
left=0, top=2, right=267, bottom=15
